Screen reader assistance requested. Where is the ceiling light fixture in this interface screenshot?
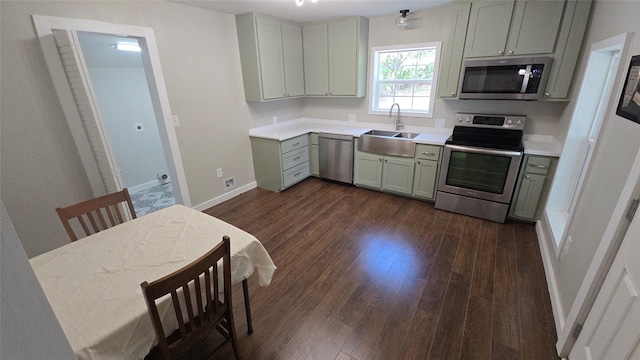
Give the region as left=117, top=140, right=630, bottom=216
left=395, top=10, right=416, bottom=30
left=115, top=42, right=141, bottom=52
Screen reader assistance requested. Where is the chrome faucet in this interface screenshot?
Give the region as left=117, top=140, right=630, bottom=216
left=389, top=103, right=404, bottom=131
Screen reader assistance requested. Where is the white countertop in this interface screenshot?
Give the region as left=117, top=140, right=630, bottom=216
left=523, top=134, right=562, bottom=157
left=249, top=118, right=452, bottom=146
left=249, top=118, right=563, bottom=156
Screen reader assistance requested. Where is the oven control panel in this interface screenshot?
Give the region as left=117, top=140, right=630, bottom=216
left=455, top=113, right=526, bottom=130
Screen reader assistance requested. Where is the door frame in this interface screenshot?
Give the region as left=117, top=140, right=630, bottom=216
left=32, top=15, right=191, bottom=206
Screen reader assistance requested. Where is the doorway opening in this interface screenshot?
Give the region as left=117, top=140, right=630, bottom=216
left=76, top=31, right=176, bottom=215
left=32, top=15, right=191, bottom=211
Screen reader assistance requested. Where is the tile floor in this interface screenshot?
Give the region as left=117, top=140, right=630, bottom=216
left=130, top=183, right=176, bottom=216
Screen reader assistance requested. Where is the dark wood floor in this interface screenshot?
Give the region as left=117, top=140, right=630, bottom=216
left=204, top=178, right=559, bottom=360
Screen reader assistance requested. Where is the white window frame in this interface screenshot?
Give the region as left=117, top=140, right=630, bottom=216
left=368, top=42, right=441, bottom=118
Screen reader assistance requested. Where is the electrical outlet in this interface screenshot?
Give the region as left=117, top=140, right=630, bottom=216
left=348, top=114, right=356, bottom=122
left=172, top=115, right=180, bottom=127
left=435, top=119, right=445, bottom=128
left=135, top=123, right=144, bottom=132
left=272, top=116, right=278, bottom=124
left=224, top=177, right=235, bottom=190
left=216, top=168, right=223, bottom=178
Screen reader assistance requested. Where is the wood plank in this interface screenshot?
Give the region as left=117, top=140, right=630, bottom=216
left=200, top=178, right=559, bottom=360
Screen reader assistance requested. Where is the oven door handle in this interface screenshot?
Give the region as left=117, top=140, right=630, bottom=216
left=445, top=144, right=522, bottom=157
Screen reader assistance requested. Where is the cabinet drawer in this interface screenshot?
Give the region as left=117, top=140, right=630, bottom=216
left=416, top=144, right=441, bottom=161
left=309, top=133, right=319, bottom=145
left=281, top=135, right=308, bottom=154
left=524, top=156, right=551, bottom=175
left=283, top=161, right=310, bottom=188
left=282, top=147, right=309, bottom=170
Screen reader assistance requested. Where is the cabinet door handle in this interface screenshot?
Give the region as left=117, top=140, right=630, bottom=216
left=294, top=172, right=301, bottom=177
left=422, top=152, right=436, bottom=156
left=293, top=142, right=300, bottom=147
left=530, top=164, right=548, bottom=169
left=507, top=50, right=513, bottom=56
left=293, top=156, right=300, bottom=161
left=525, top=174, right=531, bottom=179
left=379, top=158, right=383, bottom=162
left=417, top=161, right=421, bottom=165
left=498, top=50, right=504, bottom=55
left=451, top=92, right=455, bottom=96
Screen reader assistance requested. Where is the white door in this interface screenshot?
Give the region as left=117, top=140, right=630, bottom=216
left=53, top=29, right=121, bottom=195
left=569, top=154, right=640, bottom=359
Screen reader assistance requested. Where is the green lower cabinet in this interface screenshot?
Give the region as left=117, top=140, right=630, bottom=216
left=310, top=144, right=319, bottom=176
left=412, top=160, right=438, bottom=200
left=382, top=157, right=415, bottom=195
left=511, top=173, right=545, bottom=219
left=354, top=152, right=383, bottom=188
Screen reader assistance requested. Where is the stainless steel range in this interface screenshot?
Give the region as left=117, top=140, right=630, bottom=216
left=435, top=113, right=525, bottom=223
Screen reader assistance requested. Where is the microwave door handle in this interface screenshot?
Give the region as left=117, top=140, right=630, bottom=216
left=520, top=64, right=532, bottom=93
left=446, top=144, right=522, bottom=157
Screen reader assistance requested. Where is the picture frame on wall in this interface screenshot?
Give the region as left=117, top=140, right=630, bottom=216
left=616, top=55, right=640, bottom=124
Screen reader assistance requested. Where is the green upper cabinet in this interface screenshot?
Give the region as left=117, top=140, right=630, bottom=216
left=506, top=0, right=564, bottom=56
left=302, top=24, right=329, bottom=96
left=236, top=13, right=304, bottom=102
left=281, top=23, right=305, bottom=98
left=303, top=16, right=369, bottom=97
left=543, top=0, right=593, bottom=100
left=255, top=17, right=285, bottom=100
left=439, top=0, right=591, bottom=101
left=464, top=0, right=515, bottom=58
left=465, top=0, right=564, bottom=58
left=437, top=2, right=472, bottom=99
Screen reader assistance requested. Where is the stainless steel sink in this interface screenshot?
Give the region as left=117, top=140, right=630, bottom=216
left=395, top=132, right=420, bottom=139
left=358, top=130, right=417, bottom=157
left=363, top=129, right=401, bottom=137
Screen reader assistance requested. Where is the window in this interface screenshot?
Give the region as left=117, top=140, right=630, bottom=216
left=369, top=42, right=441, bottom=118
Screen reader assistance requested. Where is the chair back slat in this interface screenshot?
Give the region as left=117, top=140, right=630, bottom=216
left=56, top=188, right=137, bottom=242
left=141, top=236, right=240, bottom=360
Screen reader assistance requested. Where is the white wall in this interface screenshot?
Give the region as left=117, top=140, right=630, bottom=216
left=300, top=7, right=568, bottom=135
left=88, top=66, right=168, bottom=190
left=539, top=0, right=640, bottom=328
left=0, top=202, right=77, bottom=359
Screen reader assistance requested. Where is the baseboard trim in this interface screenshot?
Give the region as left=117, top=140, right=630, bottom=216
left=192, top=182, right=257, bottom=212
left=536, top=219, right=566, bottom=345
left=128, top=179, right=169, bottom=194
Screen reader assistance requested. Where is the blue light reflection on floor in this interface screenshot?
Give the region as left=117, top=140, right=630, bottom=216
left=359, top=234, right=418, bottom=291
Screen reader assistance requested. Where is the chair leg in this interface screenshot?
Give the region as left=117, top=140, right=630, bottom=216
left=242, top=278, right=253, bottom=335
left=227, top=312, right=241, bottom=360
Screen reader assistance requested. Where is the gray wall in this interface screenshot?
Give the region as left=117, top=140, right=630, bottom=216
left=541, top=0, right=640, bottom=320
left=0, top=0, right=304, bottom=257
left=1, top=202, right=77, bottom=359
left=88, top=66, right=168, bottom=190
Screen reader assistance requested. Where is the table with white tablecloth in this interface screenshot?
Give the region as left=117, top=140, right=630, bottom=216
left=30, top=204, right=276, bottom=360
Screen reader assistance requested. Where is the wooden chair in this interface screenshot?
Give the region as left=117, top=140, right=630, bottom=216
left=141, top=236, right=241, bottom=360
left=56, top=188, right=137, bottom=241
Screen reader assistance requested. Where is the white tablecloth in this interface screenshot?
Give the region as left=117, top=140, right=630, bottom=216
left=30, top=205, right=276, bottom=360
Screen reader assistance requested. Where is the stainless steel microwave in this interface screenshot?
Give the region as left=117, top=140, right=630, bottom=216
left=458, top=56, right=552, bottom=100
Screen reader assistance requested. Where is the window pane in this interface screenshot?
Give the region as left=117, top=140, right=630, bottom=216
left=378, top=97, right=395, bottom=110
left=414, top=83, right=431, bottom=96
left=378, top=83, right=395, bottom=96
left=396, top=83, right=414, bottom=96
left=412, top=97, right=430, bottom=111
left=370, top=43, right=440, bottom=116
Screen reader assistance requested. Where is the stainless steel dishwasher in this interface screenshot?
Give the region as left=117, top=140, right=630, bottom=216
left=318, top=133, right=354, bottom=184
